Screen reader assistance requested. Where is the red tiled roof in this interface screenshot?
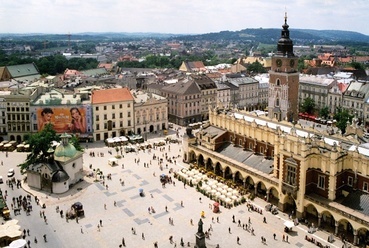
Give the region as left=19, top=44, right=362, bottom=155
left=91, top=88, right=134, bottom=104
left=337, top=82, right=349, bottom=93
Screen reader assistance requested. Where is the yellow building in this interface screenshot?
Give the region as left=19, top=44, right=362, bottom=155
left=183, top=109, right=369, bottom=246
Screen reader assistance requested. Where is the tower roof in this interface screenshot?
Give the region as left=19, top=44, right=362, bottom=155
left=277, top=13, right=294, bottom=57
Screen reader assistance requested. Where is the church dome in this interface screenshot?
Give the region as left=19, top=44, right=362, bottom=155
left=54, top=133, right=77, bottom=158
left=52, top=170, right=70, bottom=183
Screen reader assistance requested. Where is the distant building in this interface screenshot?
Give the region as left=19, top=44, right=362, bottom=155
left=179, top=61, right=206, bottom=73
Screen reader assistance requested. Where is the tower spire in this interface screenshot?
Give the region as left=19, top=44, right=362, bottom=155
left=277, top=13, right=294, bottom=57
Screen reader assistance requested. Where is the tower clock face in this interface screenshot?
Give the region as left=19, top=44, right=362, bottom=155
left=290, top=59, right=295, bottom=67
left=276, top=59, right=282, bottom=67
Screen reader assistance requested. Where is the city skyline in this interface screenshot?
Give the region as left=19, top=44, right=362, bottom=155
left=1, top=0, right=368, bottom=35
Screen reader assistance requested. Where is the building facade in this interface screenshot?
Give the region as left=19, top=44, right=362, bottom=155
left=133, top=90, right=168, bottom=136
left=183, top=109, right=369, bottom=246
left=268, top=14, right=299, bottom=122
left=91, top=88, right=134, bottom=141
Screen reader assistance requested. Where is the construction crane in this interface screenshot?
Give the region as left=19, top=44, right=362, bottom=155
left=43, top=40, right=49, bottom=49
left=66, top=32, right=72, bottom=48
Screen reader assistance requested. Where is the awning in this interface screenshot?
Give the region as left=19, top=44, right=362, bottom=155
left=284, top=220, right=294, bottom=229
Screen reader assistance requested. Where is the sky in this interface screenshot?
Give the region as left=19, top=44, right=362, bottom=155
left=1, top=0, right=368, bottom=35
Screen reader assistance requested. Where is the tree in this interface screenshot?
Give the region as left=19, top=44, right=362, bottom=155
left=247, top=61, right=266, bottom=74
left=319, top=106, right=330, bottom=119
left=334, top=108, right=353, bottom=134
left=19, top=124, right=60, bottom=172
left=300, top=97, right=315, bottom=114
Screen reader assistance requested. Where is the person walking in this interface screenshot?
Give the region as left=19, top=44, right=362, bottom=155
left=237, top=236, right=240, bottom=244
left=273, top=233, right=276, bottom=240
left=81, top=226, right=83, bottom=234
left=228, top=227, right=231, bottom=234
left=122, top=237, right=125, bottom=247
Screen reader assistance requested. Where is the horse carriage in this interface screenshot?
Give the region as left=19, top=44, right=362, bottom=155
left=66, top=202, right=84, bottom=219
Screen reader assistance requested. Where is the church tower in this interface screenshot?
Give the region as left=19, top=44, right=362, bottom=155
left=268, top=13, right=299, bottom=122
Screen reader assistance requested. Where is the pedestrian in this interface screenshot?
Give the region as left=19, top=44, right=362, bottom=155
left=263, top=216, right=266, bottom=223
left=237, top=236, right=240, bottom=244
left=27, top=229, right=30, bottom=236
left=142, top=233, right=145, bottom=240
left=212, top=217, right=214, bottom=223
left=81, top=226, right=83, bottom=234
left=199, top=197, right=202, bottom=203
left=97, top=224, right=100, bottom=231
left=181, top=200, right=183, bottom=207
left=122, top=237, right=125, bottom=246
left=282, top=234, right=285, bottom=242
left=165, top=206, right=168, bottom=212
left=100, top=219, right=103, bottom=227
left=190, top=219, right=193, bottom=225
left=286, top=235, right=288, bottom=243
left=34, top=237, right=37, bottom=243
left=104, top=204, right=106, bottom=210
left=273, top=233, right=276, bottom=240
left=217, top=217, right=219, bottom=223
left=228, top=227, right=231, bottom=234
left=238, top=220, right=241, bottom=227
left=261, top=236, right=264, bottom=243
left=114, top=201, right=117, bottom=207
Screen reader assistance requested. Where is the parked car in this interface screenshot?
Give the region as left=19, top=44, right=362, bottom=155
left=7, top=169, right=14, bottom=177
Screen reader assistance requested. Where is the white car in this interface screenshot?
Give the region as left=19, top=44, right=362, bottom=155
left=7, top=168, right=14, bottom=177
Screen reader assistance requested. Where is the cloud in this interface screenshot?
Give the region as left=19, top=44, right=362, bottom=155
left=0, top=0, right=367, bottom=35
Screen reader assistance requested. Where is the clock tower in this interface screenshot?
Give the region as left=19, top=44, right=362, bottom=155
left=268, top=13, right=299, bottom=122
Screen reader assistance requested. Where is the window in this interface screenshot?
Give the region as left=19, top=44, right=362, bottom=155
left=96, top=106, right=99, bottom=111
left=104, top=106, right=107, bottom=110
left=128, top=112, right=131, bottom=117
left=364, top=182, right=368, bottom=192
left=120, top=113, right=123, bottom=118
left=119, top=104, right=122, bottom=109
left=72, top=163, right=75, bottom=168
left=318, top=175, right=325, bottom=189
left=128, top=120, right=131, bottom=126
left=112, top=105, right=115, bottom=110
left=96, top=115, right=99, bottom=121
left=286, top=165, right=296, bottom=185
left=128, top=103, right=131, bottom=108
left=104, top=114, right=107, bottom=120
left=112, top=113, right=115, bottom=119
left=348, top=176, right=353, bottom=186
left=96, top=124, right=100, bottom=130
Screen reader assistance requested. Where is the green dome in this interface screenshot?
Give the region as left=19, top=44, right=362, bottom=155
left=54, top=133, right=77, bottom=158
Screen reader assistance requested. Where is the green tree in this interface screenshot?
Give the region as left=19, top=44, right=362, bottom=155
left=334, top=108, right=353, bottom=134
left=247, top=61, right=266, bottom=74
left=300, top=97, right=315, bottom=114
left=319, top=106, right=330, bottom=119
left=19, top=124, right=60, bottom=172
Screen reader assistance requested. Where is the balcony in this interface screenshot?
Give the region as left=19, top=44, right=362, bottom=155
left=282, top=181, right=298, bottom=198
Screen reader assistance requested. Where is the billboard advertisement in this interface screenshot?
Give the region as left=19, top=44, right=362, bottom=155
left=37, top=106, right=89, bottom=134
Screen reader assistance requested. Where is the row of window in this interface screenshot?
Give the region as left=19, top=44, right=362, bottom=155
left=95, top=103, right=130, bottom=111
left=317, top=175, right=369, bottom=192
left=96, top=112, right=131, bottom=121
left=95, top=120, right=131, bottom=131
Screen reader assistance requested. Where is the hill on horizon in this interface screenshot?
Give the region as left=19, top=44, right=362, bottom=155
left=1, top=28, right=368, bottom=45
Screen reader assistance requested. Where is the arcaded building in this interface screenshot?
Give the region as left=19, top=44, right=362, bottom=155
left=182, top=15, right=369, bottom=246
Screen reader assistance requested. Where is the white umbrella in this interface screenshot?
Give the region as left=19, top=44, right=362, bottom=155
left=204, top=186, right=212, bottom=191
left=221, top=189, right=227, bottom=194
left=9, top=239, right=27, bottom=248
left=225, top=198, right=232, bottom=203
left=211, top=184, right=218, bottom=189
left=232, top=189, right=238, bottom=195
left=220, top=195, right=227, bottom=200
left=226, top=192, right=233, bottom=197
left=227, top=187, right=233, bottom=192
left=207, top=181, right=213, bottom=186
left=215, top=192, right=221, bottom=197
left=201, top=175, right=208, bottom=180
left=222, top=185, right=228, bottom=190
left=210, top=189, right=217, bottom=195
left=231, top=195, right=238, bottom=200
left=217, top=182, right=223, bottom=187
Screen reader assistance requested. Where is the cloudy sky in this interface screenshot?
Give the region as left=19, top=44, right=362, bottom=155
left=1, top=0, right=368, bottom=35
